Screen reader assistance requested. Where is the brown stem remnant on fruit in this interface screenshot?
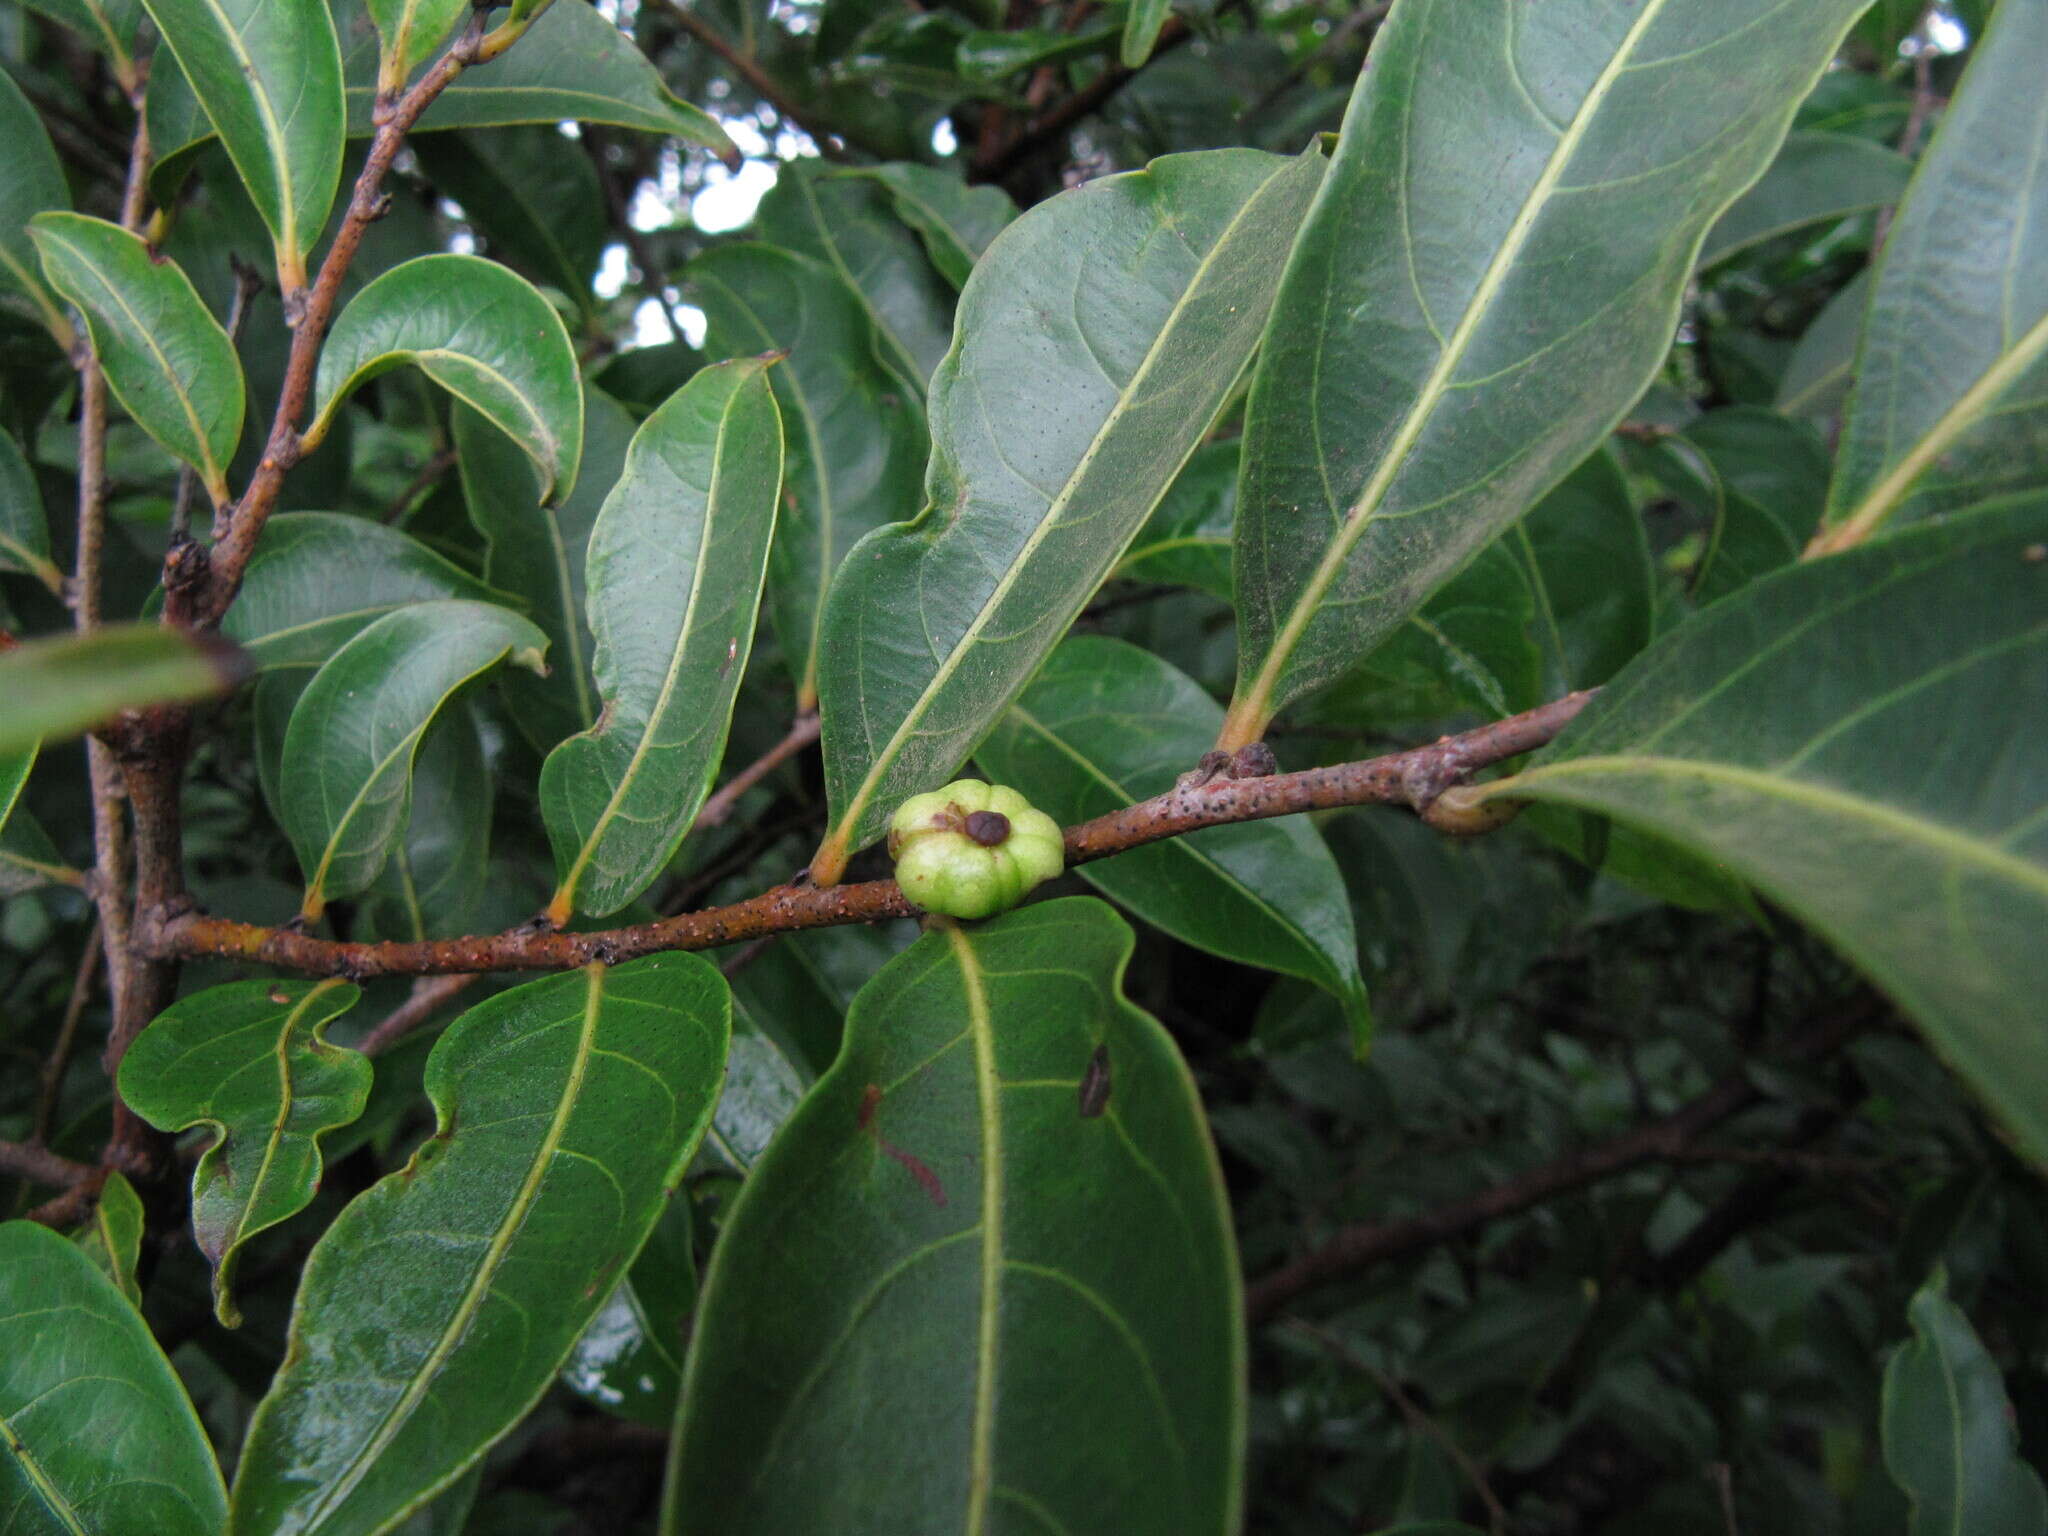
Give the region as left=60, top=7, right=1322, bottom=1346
left=143, top=691, right=1594, bottom=978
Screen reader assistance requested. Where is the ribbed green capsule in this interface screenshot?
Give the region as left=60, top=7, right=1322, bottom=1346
left=886, top=778, right=1064, bottom=919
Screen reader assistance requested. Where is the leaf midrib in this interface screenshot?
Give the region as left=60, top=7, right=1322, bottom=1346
left=1, top=1408, right=91, bottom=1536
left=948, top=923, right=1003, bottom=1536
left=298, top=965, right=607, bottom=1526
left=177, top=0, right=304, bottom=258
left=828, top=158, right=1294, bottom=850
left=1239, top=0, right=1670, bottom=726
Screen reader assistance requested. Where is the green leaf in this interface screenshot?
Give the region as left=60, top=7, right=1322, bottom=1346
left=1509, top=447, right=1653, bottom=695
left=1698, top=131, right=1912, bottom=269
left=70, top=1170, right=145, bottom=1307
left=851, top=165, right=1018, bottom=290
left=1114, top=437, right=1237, bottom=602
left=1223, top=0, right=1869, bottom=747
left=0, top=1220, right=229, bottom=1535
left=1882, top=1269, right=2048, bottom=1536
left=956, top=24, right=1116, bottom=84
left=411, top=128, right=607, bottom=307
left=1682, top=407, right=1830, bottom=604
left=366, top=0, right=468, bottom=91
left=561, top=1192, right=697, bottom=1428
left=756, top=161, right=959, bottom=395
left=980, top=637, right=1370, bottom=1043
left=135, top=0, right=344, bottom=286
left=361, top=702, right=493, bottom=942
left=688, top=244, right=925, bottom=707
left=28, top=213, right=245, bottom=503
left=1121, top=0, right=1172, bottom=68
left=0, top=66, right=75, bottom=346
left=280, top=599, right=546, bottom=919
left=1477, top=496, right=2048, bottom=1163
left=1776, top=268, right=1870, bottom=424
left=15, top=0, right=144, bottom=83
left=312, top=254, right=584, bottom=505
left=0, top=427, right=64, bottom=595
left=0, top=744, right=79, bottom=897
left=119, top=979, right=372, bottom=1327
left=666, top=898, right=1242, bottom=1535
left=0, top=624, right=248, bottom=756
left=229, top=955, right=731, bottom=1536
left=1816, top=0, right=2048, bottom=551
left=812, top=146, right=1326, bottom=879
left=225, top=512, right=510, bottom=671
left=541, top=359, right=784, bottom=921
left=456, top=387, right=636, bottom=751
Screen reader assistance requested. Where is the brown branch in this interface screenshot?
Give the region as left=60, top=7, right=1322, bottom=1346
left=660, top=2, right=851, bottom=162
left=360, top=974, right=480, bottom=1056
left=379, top=444, right=458, bottom=526
left=1244, top=991, right=1877, bottom=1322
left=695, top=711, right=820, bottom=831
left=0, top=1139, right=97, bottom=1189
left=970, top=17, right=1190, bottom=182
left=144, top=691, right=1592, bottom=977
left=32, top=918, right=102, bottom=1145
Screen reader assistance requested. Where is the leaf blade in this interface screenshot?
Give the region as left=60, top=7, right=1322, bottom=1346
left=0, top=624, right=247, bottom=756
left=0, top=66, right=76, bottom=346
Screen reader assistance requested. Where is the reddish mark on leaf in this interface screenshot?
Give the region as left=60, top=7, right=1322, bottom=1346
left=1078, top=1044, right=1111, bottom=1119
left=856, top=1083, right=948, bottom=1207
left=268, top=986, right=292, bottom=1005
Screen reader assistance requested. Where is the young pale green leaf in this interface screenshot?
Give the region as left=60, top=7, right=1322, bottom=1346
left=0, top=743, right=80, bottom=896
left=1882, top=1269, right=2048, bottom=1536
left=0, top=1220, right=229, bottom=1535
left=119, top=979, right=372, bottom=1327
left=756, top=160, right=959, bottom=395
left=1698, top=131, right=1912, bottom=269
left=1114, top=437, right=1237, bottom=602
left=851, top=164, right=1018, bottom=290
left=1222, top=0, right=1868, bottom=748
left=366, top=0, right=468, bottom=92
left=230, top=955, right=730, bottom=1536
left=312, top=255, right=584, bottom=504
left=225, top=512, right=510, bottom=671
left=134, top=0, right=343, bottom=286
left=361, top=703, right=493, bottom=942
left=0, top=67, right=75, bottom=347
left=1120, top=0, right=1171, bottom=67
left=70, top=1169, right=145, bottom=1307
left=979, top=637, right=1370, bottom=1045
left=29, top=213, right=245, bottom=503
left=280, top=599, right=547, bottom=919
left=541, top=359, right=784, bottom=921
left=0, top=623, right=247, bottom=756
left=1815, top=0, right=2048, bottom=552
left=0, top=427, right=64, bottom=595
left=1477, top=496, right=2048, bottom=1163
left=688, top=244, right=925, bottom=707
left=812, top=146, right=1326, bottom=880
left=457, top=388, right=635, bottom=751
left=666, top=898, right=1242, bottom=1536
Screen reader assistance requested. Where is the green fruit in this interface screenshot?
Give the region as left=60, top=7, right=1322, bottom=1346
left=887, top=779, right=1064, bottom=920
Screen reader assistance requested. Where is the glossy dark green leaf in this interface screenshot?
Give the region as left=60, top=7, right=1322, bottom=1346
left=1114, top=437, right=1237, bottom=602
left=540, top=359, right=783, bottom=921
left=366, top=0, right=468, bottom=91
left=0, top=67, right=75, bottom=347
left=29, top=213, right=245, bottom=504
left=812, top=147, right=1326, bottom=879
left=312, top=254, right=584, bottom=504
left=280, top=599, right=546, bottom=918
left=1682, top=407, right=1830, bottom=604
left=0, top=427, right=63, bottom=595
left=135, top=0, right=344, bottom=285
left=0, top=1219, right=229, bottom=1534
left=119, top=979, right=372, bottom=1326
left=70, top=1170, right=145, bottom=1307
left=0, top=744, right=78, bottom=897
left=956, top=24, right=1115, bottom=84
left=456, top=387, right=635, bottom=751
left=229, top=955, right=731, bottom=1536
left=225, top=512, right=509, bottom=671
left=1881, top=1269, right=2048, bottom=1536
left=981, top=637, right=1369, bottom=1041
left=1698, top=131, right=1911, bottom=269
left=689, top=244, right=925, bottom=706
left=756, top=161, right=958, bottom=395
left=1121, top=0, right=1172, bottom=67
left=852, top=165, right=1017, bottom=290
left=361, top=703, right=493, bottom=942
left=1223, top=0, right=1868, bottom=747
left=666, top=898, right=1242, bottom=1535
left=0, top=624, right=247, bottom=756
left=412, top=129, right=607, bottom=307
left=1478, top=496, right=2048, bottom=1163
left=726, top=922, right=911, bottom=1077
left=1816, top=0, right=2048, bottom=550
left=561, top=1192, right=696, bottom=1428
